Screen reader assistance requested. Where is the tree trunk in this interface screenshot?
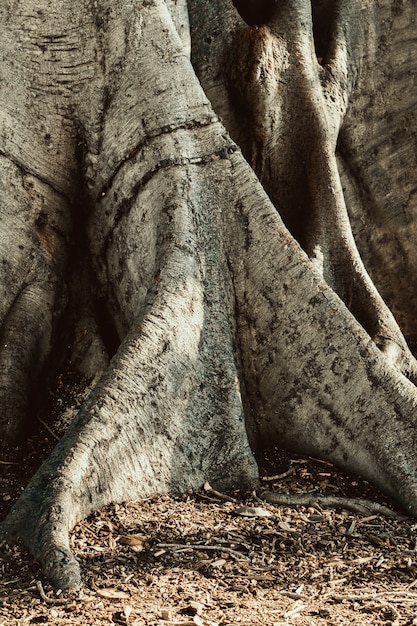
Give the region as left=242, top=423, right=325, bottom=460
left=2, top=0, right=417, bottom=591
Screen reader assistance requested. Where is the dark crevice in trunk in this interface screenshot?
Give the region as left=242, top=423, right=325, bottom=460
left=311, top=0, right=339, bottom=62
left=232, top=0, right=277, bottom=26
left=93, top=298, right=121, bottom=359
left=231, top=0, right=340, bottom=66
left=50, top=140, right=111, bottom=381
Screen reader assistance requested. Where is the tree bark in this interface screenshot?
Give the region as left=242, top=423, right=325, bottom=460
left=1, top=0, right=417, bottom=591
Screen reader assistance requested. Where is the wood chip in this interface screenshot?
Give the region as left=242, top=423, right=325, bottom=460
left=95, top=587, right=130, bottom=600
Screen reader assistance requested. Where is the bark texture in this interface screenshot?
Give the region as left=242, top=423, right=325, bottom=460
left=1, top=0, right=417, bottom=591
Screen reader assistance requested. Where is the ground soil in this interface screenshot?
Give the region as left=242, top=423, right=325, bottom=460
left=2, top=376, right=417, bottom=625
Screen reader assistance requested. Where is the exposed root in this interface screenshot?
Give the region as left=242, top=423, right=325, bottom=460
left=0, top=496, right=82, bottom=591
left=258, top=490, right=407, bottom=520
left=3, top=0, right=417, bottom=597
left=155, top=542, right=249, bottom=561
left=41, top=546, right=82, bottom=592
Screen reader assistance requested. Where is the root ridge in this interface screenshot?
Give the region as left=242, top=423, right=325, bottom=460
left=41, top=546, right=81, bottom=591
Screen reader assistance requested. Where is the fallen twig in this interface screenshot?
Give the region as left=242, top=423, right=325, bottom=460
left=36, top=581, right=69, bottom=605
left=280, top=590, right=309, bottom=601
left=203, top=482, right=237, bottom=503
left=38, top=417, right=60, bottom=442
left=326, top=590, right=417, bottom=602
left=155, top=542, right=249, bottom=561
left=261, top=468, right=294, bottom=482
left=258, top=490, right=407, bottom=520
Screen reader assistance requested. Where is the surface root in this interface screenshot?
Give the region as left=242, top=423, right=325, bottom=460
left=259, top=490, right=407, bottom=520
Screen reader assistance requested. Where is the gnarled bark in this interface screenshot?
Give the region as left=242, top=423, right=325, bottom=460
left=2, top=0, right=417, bottom=591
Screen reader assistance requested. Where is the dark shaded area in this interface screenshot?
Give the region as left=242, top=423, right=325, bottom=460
left=231, top=0, right=338, bottom=64
left=232, top=0, right=277, bottom=26
left=258, top=447, right=400, bottom=509
left=0, top=369, right=91, bottom=520
left=311, top=0, right=337, bottom=61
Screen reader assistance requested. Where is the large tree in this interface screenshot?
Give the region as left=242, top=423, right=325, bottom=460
left=2, top=0, right=417, bottom=591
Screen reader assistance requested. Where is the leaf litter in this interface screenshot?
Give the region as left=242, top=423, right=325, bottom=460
left=2, top=432, right=417, bottom=624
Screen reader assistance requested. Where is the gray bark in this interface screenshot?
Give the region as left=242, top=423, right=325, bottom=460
left=1, top=0, right=417, bottom=591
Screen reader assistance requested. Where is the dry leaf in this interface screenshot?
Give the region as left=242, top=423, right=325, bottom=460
left=96, top=587, right=130, bottom=600
left=96, top=520, right=115, bottom=532
left=193, top=617, right=218, bottom=626
left=235, top=506, right=272, bottom=518
left=119, top=534, right=149, bottom=552
left=119, top=534, right=149, bottom=546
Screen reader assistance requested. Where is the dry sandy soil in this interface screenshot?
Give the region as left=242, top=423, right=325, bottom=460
left=1, top=375, right=417, bottom=626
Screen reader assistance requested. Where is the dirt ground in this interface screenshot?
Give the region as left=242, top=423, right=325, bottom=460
left=2, top=377, right=417, bottom=625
